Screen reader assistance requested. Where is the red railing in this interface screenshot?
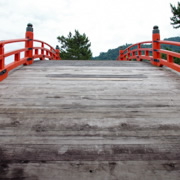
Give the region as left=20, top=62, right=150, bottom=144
left=0, top=23, right=61, bottom=81
left=117, top=26, right=180, bottom=72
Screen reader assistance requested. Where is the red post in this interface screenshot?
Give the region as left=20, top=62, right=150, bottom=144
left=127, top=48, right=130, bottom=60
left=132, top=51, right=136, bottom=58
left=167, top=55, right=173, bottom=63
left=56, top=45, right=61, bottom=60
left=40, top=43, right=45, bottom=60
left=0, top=44, right=5, bottom=69
left=15, top=53, right=20, bottom=61
left=152, top=26, right=163, bottom=67
left=24, top=23, right=34, bottom=65
left=145, top=50, right=149, bottom=57
left=119, top=46, right=124, bottom=61
left=0, top=44, right=8, bottom=81
left=137, top=44, right=142, bottom=61
left=119, top=49, right=124, bottom=61
left=35, top=49, right=38, bottom=55
left=120, top=50, right=124, bottom=60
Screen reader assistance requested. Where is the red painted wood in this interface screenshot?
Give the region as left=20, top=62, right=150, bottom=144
left=117, top=26, right=180, bottom=73
left=0, top=24, right=61, bottom=82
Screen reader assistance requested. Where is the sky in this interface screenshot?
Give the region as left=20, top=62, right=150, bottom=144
left=0, top=0, right=179, bottom=57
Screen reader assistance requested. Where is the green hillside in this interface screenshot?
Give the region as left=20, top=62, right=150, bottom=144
left=92, top=37, right=180, bottom=60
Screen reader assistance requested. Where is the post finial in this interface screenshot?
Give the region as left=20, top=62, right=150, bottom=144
left=56, top=45, right=60, bottom=50
left=120, top=46, right=123, bottom=50
left=26, top=23, right=33, bottom=32
left=153, top=25, right=159, bottom=34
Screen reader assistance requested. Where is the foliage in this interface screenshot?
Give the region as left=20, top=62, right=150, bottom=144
left=57, top=30, right=92, bottom=60
left=161, top=47, right=180, bottom=65
left=174, top=54, right=180, bottom=64
left=170, top=2, right=180, bottom=29
left=92, top=37, right=180, bottom=61
left=92, top=44, right=132, bottom=60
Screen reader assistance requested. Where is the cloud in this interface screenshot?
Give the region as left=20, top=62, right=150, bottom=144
left=0, top=0, right=179, bottom=57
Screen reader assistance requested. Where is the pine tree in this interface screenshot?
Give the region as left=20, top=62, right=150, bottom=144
left=170, top=2, right=180, bottom=29
left=57, top=30, right=92, bottom=60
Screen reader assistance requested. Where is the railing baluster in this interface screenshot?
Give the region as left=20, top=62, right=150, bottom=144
left=40, top=43, right=45, bottom=60
left=15, top=53, right=20, bottom=61
left=35, top=49, right=38, bottom=55
left=145, top=50, right=149, bottom=57
left=120, top=50, right=124, bottom=60
left=127, top=48, right=130, bottom=60
left=138, top=44, right=142, bottom=61
left=133, top=51, right=135, bottom=57
left=167, top=55, right=173, bottom=63
left=0, top=44, right=5, bottom=69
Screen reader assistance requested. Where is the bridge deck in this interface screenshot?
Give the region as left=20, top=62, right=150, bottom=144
left=0, top=60, right=180, bottom=180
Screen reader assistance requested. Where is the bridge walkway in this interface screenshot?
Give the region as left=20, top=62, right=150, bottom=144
left=0, top=60, right=180, bottom=180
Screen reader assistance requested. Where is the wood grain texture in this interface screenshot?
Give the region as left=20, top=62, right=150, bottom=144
left=0, top=60, right=180, bottom=180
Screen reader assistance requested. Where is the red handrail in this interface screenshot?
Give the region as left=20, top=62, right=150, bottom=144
left=0, top=38, right=27, bottom=45
left=0, top=24, right=61, bottom=81
left=117, top=41, right=152, bottom=61
left=33, top=39, right=55, bottom=50
left=159, top=40, right=180, bottom=46
left=117, top=26, right=180, bottom=73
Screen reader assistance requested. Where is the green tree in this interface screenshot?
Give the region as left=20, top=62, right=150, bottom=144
left=170, top=2, right=180, bottom=29
left=57, top=30, right=92, bottom=60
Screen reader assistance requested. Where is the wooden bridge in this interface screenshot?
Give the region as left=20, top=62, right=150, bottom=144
left=0, top=24, right=180, bottom=180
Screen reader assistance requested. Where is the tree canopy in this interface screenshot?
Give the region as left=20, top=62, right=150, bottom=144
left=170, top=2, right=180, bottom=28
left=57, top=30, right=92, bottom=60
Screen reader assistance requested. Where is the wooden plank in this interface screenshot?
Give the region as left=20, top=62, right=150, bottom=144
left=0, top=60, right=180, bottom=179
left=0, top=161, right=179, bottom=180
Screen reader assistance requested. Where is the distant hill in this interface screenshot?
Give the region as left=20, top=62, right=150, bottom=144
left=92, top=37, right=180, bottom=60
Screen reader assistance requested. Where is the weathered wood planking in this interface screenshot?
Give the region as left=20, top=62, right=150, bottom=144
left=0, top=60, right=180, bottom=180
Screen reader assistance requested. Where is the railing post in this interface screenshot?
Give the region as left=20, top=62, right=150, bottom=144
left=167, top=55, right=173, bottom=63
left=0, top=44, right=8, bottom=81
left=145, top=50, right=149, bottom=57
left=119, top=46, right=124, bottom=61
left=137, top=44, right=142, bottom=61
left=15, top=53, right=20, bottom=62
left=132, top=51, right=136, bottom=58
left=40, top=43, right=45, bottom=60
left=56, top=45, right=61, bottom=60
left=24, top=23, right=34, bottom=65
left=152, top=26, right=163, bottom=67
left=35, top=49, right=38, bottom=56
left=0, top=44, right=5, bottom=69
left=127, top=48, right=130, bottom=60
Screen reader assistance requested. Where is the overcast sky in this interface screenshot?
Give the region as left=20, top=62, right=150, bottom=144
left=0, top=0, right=179, bottom=56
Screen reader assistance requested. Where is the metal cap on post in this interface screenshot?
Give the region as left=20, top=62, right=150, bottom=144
left=153, top=25, right=159, bottom=34
left=119, top=46, right=123, bottom=50
left=56, top=45, right=60, bottom=50
left=26, top=23, right=33, bottom=32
